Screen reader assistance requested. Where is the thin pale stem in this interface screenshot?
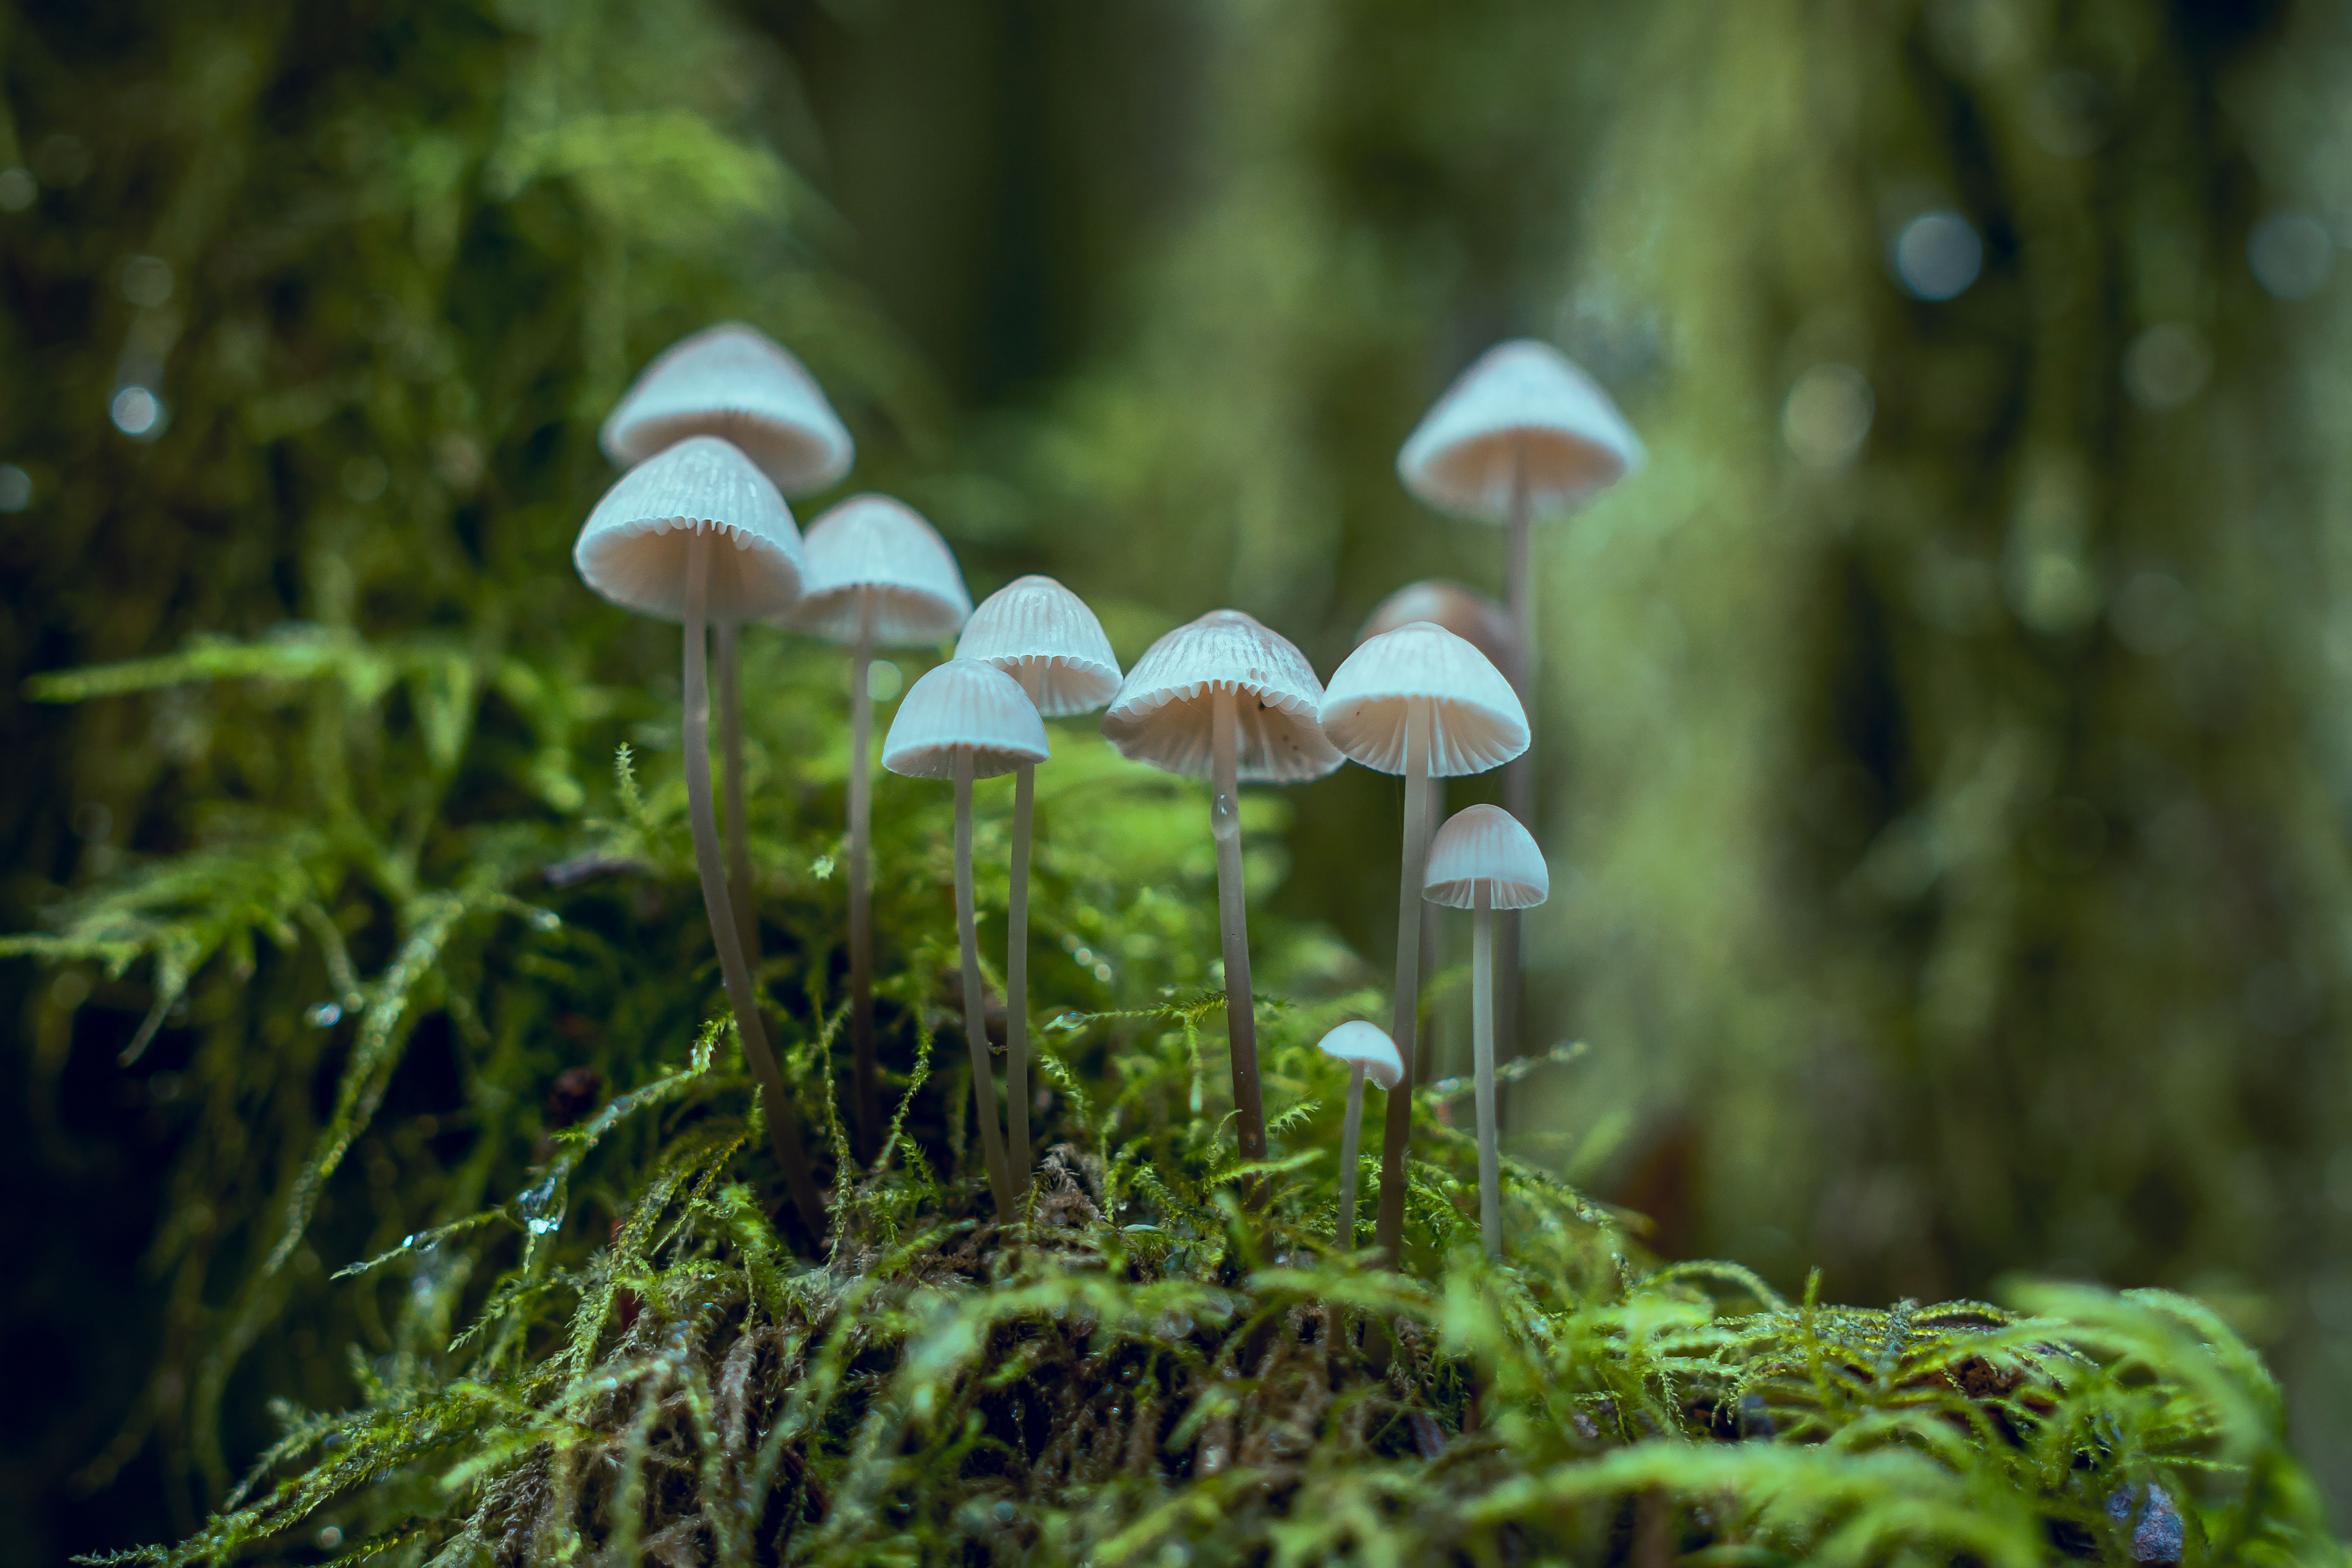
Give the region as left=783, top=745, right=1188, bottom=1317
left=683, top=533, right=824, bottom=1239
left=848, top=607, right=878, bottom=1158
left=1336, top=1062, right=1366, bottom=1254
left=955, top=755, right=1016, bottom=1219
left=1006, top=666, right=1042, bottom=1177
left=1419, top=777, right=1445, bottom=1083
left=718, top=620, right=759, bottom=969
left=1373, top=700, right=1434, bottom=1263
left=1500, top=449, right=1532, bottom=1162
left=1474, top=887, right=1500, bottom=1259
left=1210, top=686, right=1267, bottom=1170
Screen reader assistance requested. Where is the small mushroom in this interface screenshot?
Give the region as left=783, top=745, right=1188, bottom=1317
left=572, top=436, right=825, bottom=1237
left=1103, top=610, right=1341, bottom=1177
left=602, top=323, right=855, bottom=968
left=791, top=495, right=973, bottom=1156
left=955, top=575, right=1122, bottom=1174
left=1422, top=804, right=1549, bottom=1258
left=1319, top=620, right=1527, bottom=1261
left=881, top=659, right=1048, bottom=1220
left=1315, top=1020, right=1403, bottom=1256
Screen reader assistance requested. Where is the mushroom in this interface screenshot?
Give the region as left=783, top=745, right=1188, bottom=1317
left=1357, top=579, right=1523, bottom=1077
left=1318, top=620, right=1528, bottom=1261
left=954, top=575, right=1122, bottom=1173
left=602, top=323, right=855, bottom=968
left=1102, top=610, right=1341, bottom=1177
left=1315, top=1020, right=1403, bottom=1255
left=1422, top=804, right=1549, bottom=1258
left=572, top=436, right=826, bottom=1236
left=791, top=495, right=973, bottom=1156
left=881, top=658, right=1048, bottom=1220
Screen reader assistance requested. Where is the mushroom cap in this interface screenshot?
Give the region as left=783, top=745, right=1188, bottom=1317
left=1100, top=609, right=1344, bottom=784
left=1397, top=339, right=1642, bottom=522
left=1423, top=804, right=1549, bottom=910
left=572, top=436, right=804, bottom=623
left=881, top=659, right=1051, bottom=781
left=1317, top=1020, right=1404, bottom=1092
left=601, top=323, right=855, bottom=495
left=790, top=494, right=973, bottom=646
left=955, top=574, right=1123, bottom=717
left=1318, top=621, right=1528, bottom=777
left=1357, top=579, right=1519, bottom=679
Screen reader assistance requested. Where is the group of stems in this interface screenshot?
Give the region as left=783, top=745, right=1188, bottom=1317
left=681, top=532, right=826, bottom=1237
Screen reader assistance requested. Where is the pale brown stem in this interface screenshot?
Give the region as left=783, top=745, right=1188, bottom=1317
left=1335, top=1062, right=1367, bottom=1254
left=683, top=533, right=824, bottom=1239
left=1373, top=700, right=1433, bottom=1263
left=1210, top=686, right=1267, bottom=1169
left=848, top=605, right=878, bottom=1158
left=1006, top=666, right=1042, bottom=1177
left=1474, top=887, right=1500, bottom=1259
left=955, top=753, right=1016, bottom=1218
left=718, top=621, right=759, bottom=970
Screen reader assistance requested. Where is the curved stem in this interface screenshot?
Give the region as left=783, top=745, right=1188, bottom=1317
left=1373, top=699, right=1433, bottom=1264
left=956, top=753, right=1016, bottom=1219
left=1336, top=1062, right=1366, bottom=1254
left=1006, top=663, right=1042, bottom=1178
left=848, top=605, right=878, bottom=1158
left=718, top=620, right=759, bottom=970
left=1473, top=887, right=1500, bottom=1259
left=1210, top=686, right=1267, bottom=1171
left=683, top=533, right=824, bottom=1240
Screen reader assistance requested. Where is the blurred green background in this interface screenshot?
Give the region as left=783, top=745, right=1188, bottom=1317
left=7, top=0, right=2352, bottom=1555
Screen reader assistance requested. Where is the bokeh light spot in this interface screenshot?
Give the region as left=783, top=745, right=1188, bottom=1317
left=0, top=167, right=33, bottom=212
left=2247, top=211, right=2333, bottom=300
left=121, top=254, right=175, bottom=308
left=2123, top=323, right=2211, bottom=408
left=1893, top=211, right=1983, bottom=300
left=111, top=385, right=166, bottom=438
left=1782, top=363, right=1874, bottom=468
left=0, top=463, right=29, bottom=512
left=867, top=660, right=904, bottom=702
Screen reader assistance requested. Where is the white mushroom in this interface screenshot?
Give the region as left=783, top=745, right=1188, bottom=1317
left=1315, top=1020, right=1403, bottom=1256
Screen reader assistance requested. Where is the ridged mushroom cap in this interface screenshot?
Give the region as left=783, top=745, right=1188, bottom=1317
left=1423, top=804, right=1549, bottom=910
left=1318, top=621, right=1528, bottom=778
left=572, top=436, right=803, bottom=623
left=1397, top=339, right=1642, bottom=522
left=601, top=323, right=855, bottom=495
left=1317, top=1020, right=1404, bottom=1092
left=1357, top=579, right=1520, bottom=681
left=955, top=574, right=1123, bottom=717
left=1101, top=609, right=1343, bottom=784
left=881, top=659, right=1050, bottom=781
left=790, top=494, right=973, bottom=646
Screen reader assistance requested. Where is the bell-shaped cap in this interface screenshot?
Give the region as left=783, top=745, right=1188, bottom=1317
left=1397, top=339, right=1642, bottom=522
left=955, top=574, right=1123, bottom=717
left=572, top=436, right=803, bottom=623
left=1423, top=804, right=1549, bottom=910
left=790, top=494, right=973, bottom=647
left=1318, top=621, right=1528, bottom=778
left=1317, top=1020, right=1404, bottom=1091
left=1101, top=609, right=1343, bottom=784
left=881, top=659, right=1050, bottom=781
left=1357, top=579, right=1519, bottom=680
left=601, top=323, right=855, bottom=495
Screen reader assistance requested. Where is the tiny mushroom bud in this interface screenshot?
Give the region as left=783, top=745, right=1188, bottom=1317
left=956, top=575, right=1122, bottom=1172
left=882, top=659, right=1049, bottom=1221
left=1423, top=804, right=1550, bottom=1258
left=1104, top=610, right=1341, bottom=1187
left=1319, top=621, right=1528, bottom=1264
left=793, top=494, right=973, bottom=1158
left=1317, top=1020, right=1402, bottom=1260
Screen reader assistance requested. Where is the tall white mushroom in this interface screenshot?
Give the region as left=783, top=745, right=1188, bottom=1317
left=1316, top=1020, right=1403, bottom=1256
left=601, top=323, right=855, bottom=965
left=572, top=436, right=826, bottom=1236
left=955, top=575, right=1121, bottom=1173
left=1319, top=620, right=1527, bottom=1261
left=1103, top=610, right=1342, bottom=1177
left=881, top=659, right=1048, bottom=1220
left=1423, top=804, right=1549, bottom=1258
left=791, top=495, right=972, bottom=1156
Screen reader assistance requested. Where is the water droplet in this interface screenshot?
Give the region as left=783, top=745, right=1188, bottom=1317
left=517, top=1176, right=564, bottom=1236
left=401, top=1233, right=417, bottom=1248
left=992, top=1501, right=1016, bottom=1524
left=525, top=906, right=561, bottom=932
left=306, top=1001, right=344, bottom=1028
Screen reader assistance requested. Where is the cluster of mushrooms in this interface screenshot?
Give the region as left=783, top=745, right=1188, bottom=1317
left=572, top=323, right=1639, bottom=1262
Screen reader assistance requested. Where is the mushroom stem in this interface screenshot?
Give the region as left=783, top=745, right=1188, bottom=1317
left=1473, top=884, right=1501, bottom=1259
left=718, top=621, right=759, bottom=970
left=848, top=603, right=879, bottom=1158
left=1374, top=699, right=1434, bottom=1263
left=1210, top=686, right=1268, bottom=1172
left=1419, top=777, right=1445, bottom=1083
left=1335, top=1060, right=1367, bottom=1253
left=683, top=531, right=825, bottom=1239
left=1499, top=451, right=1532, bottom=1172
left=955, top=751, right=1017, bottom=1220
left=1005, top=665, right=1042, bottom=1178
